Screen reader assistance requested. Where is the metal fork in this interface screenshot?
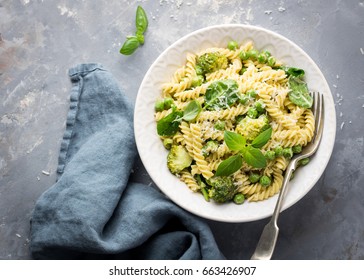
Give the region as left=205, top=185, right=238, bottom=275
left=251, top=92, right=324, bottom=260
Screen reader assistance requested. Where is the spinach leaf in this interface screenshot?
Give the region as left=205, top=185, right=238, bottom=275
left=215, top=154, right=243, bottom=177
left=288, top=76, right=313, bottom=108
left=157, top=111, right=183, bottom=136
left=279, top=66, right=305, bottom=77
left=204, top=80, right=239, bottom=111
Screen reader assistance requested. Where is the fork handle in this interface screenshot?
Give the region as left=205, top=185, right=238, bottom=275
left=271, top=161, right=296, bottom=223
left=251, top=220, right=279, bottom=260
left=251, top=162, right=296, bottom=260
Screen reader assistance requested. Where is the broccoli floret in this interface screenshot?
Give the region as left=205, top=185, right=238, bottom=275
left=206, top=176, right=237, bottom=203
left=167, top=145, right=192, bottom=174
left=196, top=52, right=228, bottom=75
left=202, top=140, right=219, bottom=157
left=236, top=114, right=270, bottom=142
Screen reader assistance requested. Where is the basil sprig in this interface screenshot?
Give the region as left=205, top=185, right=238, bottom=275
left=120, top=6, right=148, bottom=55
left=216, top=128, right=272, bottom=176
left=157, top=100, right=201, bottom=136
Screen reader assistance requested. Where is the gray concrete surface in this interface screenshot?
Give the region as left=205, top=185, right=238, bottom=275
left=1, top=0, right=363, bottom=259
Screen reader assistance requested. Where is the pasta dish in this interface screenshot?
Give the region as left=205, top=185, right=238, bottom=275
left=154, top=40, right=314, bottom=204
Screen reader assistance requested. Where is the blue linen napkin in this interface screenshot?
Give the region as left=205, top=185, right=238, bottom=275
left=29, top=63, right=224, bottom=260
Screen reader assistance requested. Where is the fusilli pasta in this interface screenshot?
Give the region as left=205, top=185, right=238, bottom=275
left=155, top=40, right=315, bottom=204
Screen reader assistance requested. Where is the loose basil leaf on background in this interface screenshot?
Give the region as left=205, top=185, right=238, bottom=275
left=136, top=33, right=145, bottom=44
left=120, top=6, right=148, bottom=56
left=157, top=111, right=183, bottom=136
left=251, top=127, right=272, bottom=148
left=182, top=100, right=202, bottom=121
left=136, top=5, right=148, bottom=35
left=215, top=154, right=243, bottom=177
left=119, top=36, right=140, bottom=55
left=204, top=79, right=239, bottom=110
left=288, top=76, right=313, bottom=108
left=224, top=131, right=246, bottom=151
left=242, top=146, right=267, bottom=168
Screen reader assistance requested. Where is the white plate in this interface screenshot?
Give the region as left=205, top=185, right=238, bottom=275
left=134, top=24, right=336, bottom=223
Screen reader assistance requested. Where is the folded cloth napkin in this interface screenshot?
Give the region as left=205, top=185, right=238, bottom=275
left=30, top=63, right=224, bottom=260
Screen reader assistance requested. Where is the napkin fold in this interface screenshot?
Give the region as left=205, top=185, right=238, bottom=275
left=30, top=63, right=224, bottom=260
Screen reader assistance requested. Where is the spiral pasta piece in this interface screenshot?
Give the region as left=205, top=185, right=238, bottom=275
left=190, top=123, right=214, bottom=179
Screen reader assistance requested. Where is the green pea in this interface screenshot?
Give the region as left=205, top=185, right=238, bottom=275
left=191, top=75, right=204, bottom=87
left=299, top=158, right=310, bottom=166
left=233, top=193, right=245, bottom=204
left=283, top=147, right=293, bottom=159
left=249, top=172, right=261, bottom=183
left=239, top=51, right=249, bottom=61
left=247, top=49, right=259, bottom=60
left=260, top=175, right=271, bottom=187
left=292, top=145, right=302, bottom=154
left=227, top=40, right=239, bottom=50
left=163, top=98, right=174, bottom=109
left=214, top=120, right=225, bottom=131
left=258, top=53, right=268, bottom=64
left=254, top=100, right=265, bottom=113
left=246, top=89, right=258, bottom=99
left=247, top=107, right=258, bottom=119
left=263, top=50, right=271, bottom=57
left=268, top=56, right=276, bottom=67
left=155, top=99, right=165, bottom=112
left=239, top=94, right=249, bottom=105
left=274, top=146, right=283, bottom=157
left=163, top=138, right=173, bottom=149
left=265, top=150, right=276, bottom=160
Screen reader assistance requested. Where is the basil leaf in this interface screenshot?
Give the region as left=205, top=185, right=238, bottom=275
left=224, top=131, right=246, bottom=151
left=215, top=154, right=243, bottom=177
left=182, top=100, right=201, bottom=121
left=251, top=127, right=272, bottom=148
left=204, top=80, right=239, bottom=111
left=243, top=146, right=267, bottom=168
left=136, top=33, right=145, bottom=44
left=157, top=111, right=183, bottom=136
left=120, top=37, right=140, bottom=55
left=136, top=6, right=148, bottom=34
left=288, top=76, right=313, bottom=108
